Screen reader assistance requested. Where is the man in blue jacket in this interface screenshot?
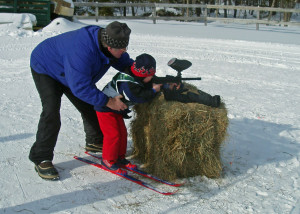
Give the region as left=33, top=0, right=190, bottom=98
left=29, top=21, right=133, bottom=180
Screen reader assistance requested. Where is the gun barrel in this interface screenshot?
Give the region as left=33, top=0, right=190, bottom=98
left=153, top=76, right=201, bottom=84
left=181, top=77, right=202, bottom=81
left=153, top=75, right=180, bottom=84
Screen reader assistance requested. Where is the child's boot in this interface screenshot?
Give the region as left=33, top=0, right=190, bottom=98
left=118, top=158, right=137, bottom=170
left=101, top=159, right=127, bottom=175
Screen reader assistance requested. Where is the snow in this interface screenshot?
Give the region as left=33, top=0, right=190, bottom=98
left=0, top=13, right=36, bottom=30
left=1, top=16, right=300, bottom=213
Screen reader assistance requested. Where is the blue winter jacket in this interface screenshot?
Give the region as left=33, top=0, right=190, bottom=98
left=30, top=25, right=134, bottom=108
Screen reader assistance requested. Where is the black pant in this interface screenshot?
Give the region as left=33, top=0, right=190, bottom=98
left=29, top=69, right=103, bottom=165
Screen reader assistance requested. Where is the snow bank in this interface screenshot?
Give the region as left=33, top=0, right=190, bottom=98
left=41, top=18, right=87, bottom=33
left=0, top=13, right=36, bottom=30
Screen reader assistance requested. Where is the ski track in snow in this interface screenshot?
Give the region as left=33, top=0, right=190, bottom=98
left=0, top=21, right=300, bottom=213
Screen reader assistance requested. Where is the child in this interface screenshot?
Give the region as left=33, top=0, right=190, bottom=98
left=94, top=53, right=162, bottom=175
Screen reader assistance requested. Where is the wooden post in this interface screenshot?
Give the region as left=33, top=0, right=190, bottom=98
left=152, top=5, right=156, bottom=24
left=204, top=6, right=207, bottom=26
left=13, top=0, right=17, bottom=13
left=96, top=4, right=99, bottom=22
left=256, top=9, right=260, bottom=30
left=186, top=0, right=189, bottom=22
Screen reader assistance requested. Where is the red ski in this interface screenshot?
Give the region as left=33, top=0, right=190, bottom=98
left=85, top=151, right=184, bottom=187
left=74, top=156, right=178, bottom=195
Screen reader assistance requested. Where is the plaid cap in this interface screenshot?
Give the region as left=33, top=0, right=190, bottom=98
left=101, top=21, right=131, bottom=49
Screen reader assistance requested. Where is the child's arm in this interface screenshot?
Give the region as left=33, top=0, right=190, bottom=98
left=119, top=81, right=160, bottom=104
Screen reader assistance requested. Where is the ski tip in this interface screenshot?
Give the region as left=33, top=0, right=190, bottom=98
left=172, top=184, right=184, bottom=187
left=173, top=182, right=186, bottom=187
left=162, top=189, right=179, bottom=196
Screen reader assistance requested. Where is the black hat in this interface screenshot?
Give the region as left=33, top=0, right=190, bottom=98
left=101, top=21, right=131, bottom=49
left=131, top=53, right=156, bottom=77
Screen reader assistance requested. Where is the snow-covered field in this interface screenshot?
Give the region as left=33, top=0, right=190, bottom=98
left=0, top=17, right=300, bottom=213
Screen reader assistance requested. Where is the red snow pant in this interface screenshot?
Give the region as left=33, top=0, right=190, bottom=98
left=96, top=112, right=127, bottom=162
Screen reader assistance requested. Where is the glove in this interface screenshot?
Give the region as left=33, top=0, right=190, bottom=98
left=122, top=109, right=132, bottom=119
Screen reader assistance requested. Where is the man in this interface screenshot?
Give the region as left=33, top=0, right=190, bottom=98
left=29, top=21, right=133, bottom=180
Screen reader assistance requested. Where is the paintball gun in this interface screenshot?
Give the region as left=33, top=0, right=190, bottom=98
left=158, top=58, right=220, bottom=107
left=153, top=58, right=201, bottom=84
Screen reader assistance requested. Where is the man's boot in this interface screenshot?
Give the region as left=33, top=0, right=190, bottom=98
left=187, top=91, right=221, bottom=107
left=35, top=160, right=59, bottom=180
left=85, top=136, right=103, bottom=153
left=198, top=90, right=220, bottom=107
left=212, top=95, right=221, bottom=107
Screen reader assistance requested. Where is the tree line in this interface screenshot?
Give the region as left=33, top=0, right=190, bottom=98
left=74, top=0, right=300, bottom=22
left=80, top=0, right=299, bottom=8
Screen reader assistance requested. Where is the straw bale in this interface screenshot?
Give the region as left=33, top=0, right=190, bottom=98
left=130, top=83, right=228, bottom=181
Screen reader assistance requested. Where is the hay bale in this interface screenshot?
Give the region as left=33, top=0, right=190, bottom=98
left=130, top=83, right=228, bottom=181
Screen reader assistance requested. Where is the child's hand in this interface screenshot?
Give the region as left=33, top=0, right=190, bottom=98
left=153, top=83, right=163, bottom=92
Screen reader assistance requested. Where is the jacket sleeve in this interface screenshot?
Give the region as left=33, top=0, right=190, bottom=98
left=63, top=52, right=109, bottom=107
left=119, top=81, right=157, bottom=104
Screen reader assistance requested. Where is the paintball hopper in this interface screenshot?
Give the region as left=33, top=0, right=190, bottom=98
left=168, top=58, right=192, bottom=72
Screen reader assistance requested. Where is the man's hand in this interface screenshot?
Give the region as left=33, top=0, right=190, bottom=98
left=106, top=95, right=127, bottom=111
left=153, top=83, right=163, bottom=92
left=167, top=83, right=181, bottom=90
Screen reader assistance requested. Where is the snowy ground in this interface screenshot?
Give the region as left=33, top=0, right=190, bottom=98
left=0, top=18, right=300, bottom=213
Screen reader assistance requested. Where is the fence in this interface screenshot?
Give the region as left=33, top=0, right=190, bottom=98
left=73, top=2, right=300, bottom=30
left=0, top=0, right=51, bottom=27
